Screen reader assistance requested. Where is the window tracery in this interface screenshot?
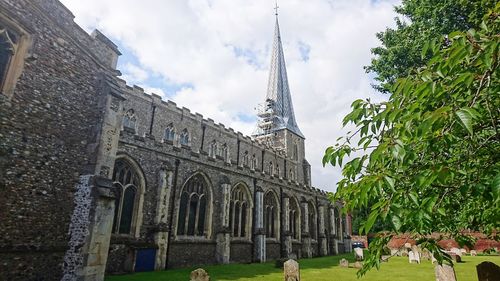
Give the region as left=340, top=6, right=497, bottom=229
left=123, top=109, right=137, bottom=131
left=164, top=123, right=175, bottom=142
left=180, top=128, right=189, bottom=146
left=177, top=174, right=209, bottom=237
left=229, top=184, right=250, bottom=238
left=112, top=158, right=143, bottom=235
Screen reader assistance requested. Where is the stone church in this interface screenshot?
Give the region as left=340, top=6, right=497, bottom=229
left=0, top=1, right=352, bottom=280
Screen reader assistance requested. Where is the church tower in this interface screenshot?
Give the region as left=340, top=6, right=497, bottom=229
left=253, top=11, right=311, bottom=186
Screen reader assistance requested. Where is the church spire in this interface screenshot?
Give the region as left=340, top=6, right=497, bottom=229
left=253, top=10, right=304, bottom=140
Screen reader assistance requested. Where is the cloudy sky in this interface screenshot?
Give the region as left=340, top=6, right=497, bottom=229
left=60, top=0, right=400, bottom=192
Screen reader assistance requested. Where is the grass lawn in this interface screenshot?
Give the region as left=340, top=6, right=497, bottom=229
left=105, top=253, right=499, bottom=281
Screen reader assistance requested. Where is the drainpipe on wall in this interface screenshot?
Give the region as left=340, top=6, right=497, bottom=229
left=315, top=196, right=320, bottom=255
left=200, top=124, right=206, bottom=151
left=279, top=185, right=284, bottom=258
left=236, top=139, right=241, bottom=166
left=148, top=104, right=156, bottom=136
left=165, top=159, right=180, bottom=269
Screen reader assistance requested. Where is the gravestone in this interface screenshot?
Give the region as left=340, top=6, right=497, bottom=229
left=450, top=253, right=462, bottom=263
left=435, top=264, right=457, bottom=281
left=460, top=249, right=467, bottom=255
left=431, top=255, right=437, bottom=264
left=404, top=243, right=412, bottom=249
left=190, top=268, right=210, bottom=281
left=381, top=255, right=390, bottom=262
left=476, top=261, right=500, bottom=281
left=390, top=249, right=399, bottom=256
left=354, top=247, right=364, bottom=261
left=339, top=258, right=349, bottom=268
left=353, top=261, right=363, bottom=269
left=408, top=251, right=420, bottom=264
left=421, top=249, right=432, bottom=260
left=284, top=259, right=300, bottom=281
left=470, top=250, right=477, bottom=256
left=450, top=248, right=462, bottom=256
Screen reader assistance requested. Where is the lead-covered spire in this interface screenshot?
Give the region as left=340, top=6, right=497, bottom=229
left=254, top=16, right=304, bottom=139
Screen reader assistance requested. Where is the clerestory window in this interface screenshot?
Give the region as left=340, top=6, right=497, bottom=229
left=179, top=128, right=189, bottom=146
left=164, top=123, right=175, bottom=142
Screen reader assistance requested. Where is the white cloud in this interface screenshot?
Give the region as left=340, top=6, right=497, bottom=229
left=60, top=0, right=400, bottom=191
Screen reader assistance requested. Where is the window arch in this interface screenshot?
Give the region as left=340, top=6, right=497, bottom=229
left=222, top=143, right=229, bottom=162
left=250, top=154, right=257, bottom=170
left=164, top=123, right=175, bottom=142
left=264, top=191, right=279, bottom=238
left=334, top=208, right=342, bottom=238
left=180, top=128, right=189, bottom=146
left=289, top=168, right=294, bottom=181
left=177, top=173, right=211, bottom=237
left=268, top=161, right=274, bottom=175
left=209, top=140, right=217, bottom=158
left=112, top=157, right=144, bottom=236
left=308, top=201, right=317, bottom=239
left=276, top=164, right=280, bottom=178
left=289, top=197, right=300, bottom=240
left=242, top=151, right=249, bottom=167
left=123, top=109, right=137, bottom=131
left=229, top=184, right=252, bottom=238
left=0, top=27, right=17, bottom=90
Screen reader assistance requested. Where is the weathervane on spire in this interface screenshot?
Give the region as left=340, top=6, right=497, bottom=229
left=274, top=0, right=279, bottom=17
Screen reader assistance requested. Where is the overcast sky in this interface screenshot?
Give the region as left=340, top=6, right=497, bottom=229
left=60, top=0, right=400, bottom=192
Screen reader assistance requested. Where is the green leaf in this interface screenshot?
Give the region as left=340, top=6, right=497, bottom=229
left=391, top=215, right=402, bottom=231
left=409, top=192, right=419, bottom=206
left=456, top=108, right=474, bottom=135
left=364, top=210, right=379, bottom=234
left=384, top=176, right=395, bottom=191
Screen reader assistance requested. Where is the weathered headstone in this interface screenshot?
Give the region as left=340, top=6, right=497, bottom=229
left=339, top=258, right=349, bottom=268
left=460, top=248, right=467, bottom=255
left=408, top=251, right=421, bottom=264
left=354, top=247, right=364, bottom=261
left=284, top=259, right=300, bottom=281
left=476, top=261, right=500, bottom=281
left=450, top=248, right=462, bottom=256
left=470, top=250, right=477, bottom=256
left=381, top=255, right=391, bottom=262
left=435, top=264, right=457, bottom=281
left=190, top=268, right=210, bottom=281
left=421, top=249, right=432, bottom=260
left=449, top=253, right=462, bottom=263
left=390, top=249, right=399, bottom=256
left=353, top=261, right=363, bottom=269
left=404, top=243, right=412, bottom=249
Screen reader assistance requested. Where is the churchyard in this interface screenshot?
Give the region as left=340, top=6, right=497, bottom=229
left=105, top=252, right=499, bottom=281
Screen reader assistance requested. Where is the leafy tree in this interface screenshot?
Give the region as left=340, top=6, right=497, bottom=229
left=367, top=0, right=497, bottom=92
left=324, top=6, right=499, bottom=275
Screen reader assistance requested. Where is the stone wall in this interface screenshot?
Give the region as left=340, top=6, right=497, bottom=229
left=0, top=0, right=120, bottom=280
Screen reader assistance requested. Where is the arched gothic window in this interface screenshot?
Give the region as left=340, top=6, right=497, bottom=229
left=276, top=164, right=280, bottom=178
left=180, top=128, right=189, bottom=146
left=250, top=154, right=257, bottom=170
left=164, top=123, right=175, bottom=142
left=289, top=198, right=300, bottom=240
left=264, top=191, right=279, bottom=238
left=222, top=143, right=229, bottom=162
left=123, top=109, right=137, bottom=131
left=308, top=202, right=317, bottom=239
left=334, top=208, right=342, bottom=238
left=208, top=140, right=217, bottom=158
left=342, top=214, right=347, bottom=238
left=0, top=26, right=17, bottom=89
left=242, top=151, right=249, bottom=167
left=229, top=184, right=251, bottom=238
left=177, top=174, right=209, bottom=237
left=289, top=168, right=294, bottom=181
left=112, top=158, right=143, bottom=235
left=268, top=161, right=274, bottom=175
